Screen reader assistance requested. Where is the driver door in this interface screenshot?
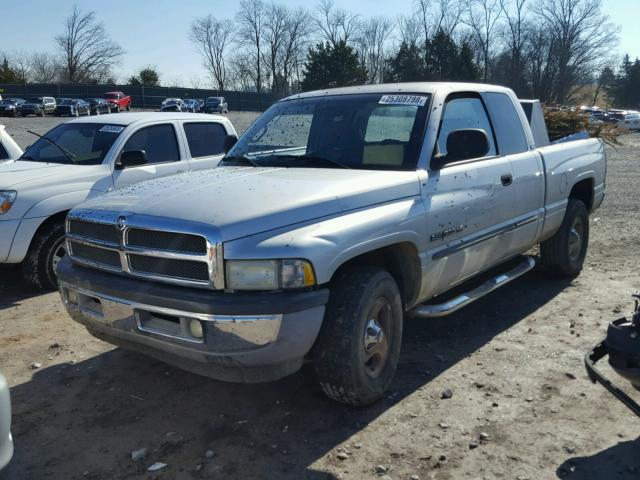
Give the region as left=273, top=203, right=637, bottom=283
left=422, top=93, right=516, bottom=297
left=112, top=123, right=185, bottom=188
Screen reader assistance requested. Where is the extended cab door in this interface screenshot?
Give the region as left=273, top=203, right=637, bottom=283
left=481, top=92, right=545, bottom=255
left=112, top=123, right=186, bottom=188
left=182, top=121, right=228, bottom=171
left=423, top=93, right=516, bottom=297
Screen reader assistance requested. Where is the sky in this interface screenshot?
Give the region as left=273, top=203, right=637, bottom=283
left=1, top=0, right=638, bottom=86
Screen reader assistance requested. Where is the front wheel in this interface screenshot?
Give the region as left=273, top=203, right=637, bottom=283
left=22, top=222, right=66, bottom=291
left=126, top=104, right=131, bottom=111
left=540, top=198, right=589, bottom=277
left=313, top=266, right=403, bottom=406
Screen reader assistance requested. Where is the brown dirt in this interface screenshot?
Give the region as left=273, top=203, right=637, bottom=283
left=1, top=120, right=639, bottom=480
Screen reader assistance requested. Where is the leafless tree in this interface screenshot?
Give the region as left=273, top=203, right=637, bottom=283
left=415, top=0, right=463, bottom=50
left=30, top=52, right=60, bottom=83
left=261, top=4, right=289, bottom=94
left=236, top=0, right=267, bottom=92
left=499, top=0, right=529, bottom=94
left=356, top=17, right=394, bottom=83
left=189, top=15, right=233, bottom=91
left=313, top=0, right=360, bottom=47
left=532, top=0, right=618, bottom=103
left=10, top=50, right=31, bottom=83
left=228, top=54, right=258, bottom=91
left=397, top=14, right=423, bottom=46
left=55, top=5, right=124, bottom=83
left=279, top=7, right=312, bottom=94
left=462, top=0, right=502, bottom=81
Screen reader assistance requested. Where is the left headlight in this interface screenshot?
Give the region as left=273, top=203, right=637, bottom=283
left=225, top=259, right=316, bottom=291
left=0, top=191, right=17, bottom=215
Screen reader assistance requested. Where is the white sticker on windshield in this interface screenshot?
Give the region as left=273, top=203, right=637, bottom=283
left=99, top=125, right=125, bottom=133
left=379, top=95, right=427, bottom=107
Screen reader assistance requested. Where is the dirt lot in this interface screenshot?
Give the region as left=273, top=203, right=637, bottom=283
left=1, top=113, right=639, bottom=480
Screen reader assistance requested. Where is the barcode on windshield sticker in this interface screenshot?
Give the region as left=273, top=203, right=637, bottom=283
left=379, top=95, right=427, bottom=106
left=99, top=125, right=125, bottom=133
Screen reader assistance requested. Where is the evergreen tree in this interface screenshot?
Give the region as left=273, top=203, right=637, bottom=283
left=301, top=41, right=367, bottom=91
left=0, top=56, right=23, bottom=83
left=386, top=42, right=425, bottom=82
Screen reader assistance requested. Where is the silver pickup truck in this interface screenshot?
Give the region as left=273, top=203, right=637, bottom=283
left=57, top=83, right=606, bottom=405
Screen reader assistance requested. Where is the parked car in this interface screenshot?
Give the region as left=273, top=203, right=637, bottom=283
left=0, top=113, right=237, bottom=290
left=160, top=98, right=184, bottom=112
left=54, top=99, right=91, bottom=117
left=0, top=125, right=23, bottom=162
left=86, top=98, right=112, bottom=115
left=0, top=373, right=12, bottom=471
left=202, top=96, right=228, bottom=114
left=104, top=91, right=131, bottom=112
left=17, top=97, right=56, bottom=117
left=56, top=83, right=606, bottom=406
left=618, top=113, right=640, bottom=130
left=160, top=98, right=179, bottom=109
left=182, top=98, right=204, bottom=113
left=0, top=98, right=26, bottom=117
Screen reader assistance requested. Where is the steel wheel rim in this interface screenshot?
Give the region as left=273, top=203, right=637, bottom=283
left=51, top=241, right=66, bottom=274
left=568, top=217, right=584, bottom=261
left=363, top=298, right=392, bottom=379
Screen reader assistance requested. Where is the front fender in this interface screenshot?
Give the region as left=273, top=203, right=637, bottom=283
left=223, top=198, right=428, bottom=285
left=23, top=189, right=105, bottom=219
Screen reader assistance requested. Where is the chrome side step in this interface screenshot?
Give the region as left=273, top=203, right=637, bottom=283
left=410, top=256, right=536, bottom=318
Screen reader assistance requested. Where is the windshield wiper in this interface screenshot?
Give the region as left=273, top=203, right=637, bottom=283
left=27, top=129, right=78, bottom=164
left=272, top=154, right=351, bottom=169
left=220, top=155, right=261, bottom=167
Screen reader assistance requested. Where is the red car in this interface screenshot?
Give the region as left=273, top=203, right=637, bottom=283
left=104, top=91, right=132, bottom=112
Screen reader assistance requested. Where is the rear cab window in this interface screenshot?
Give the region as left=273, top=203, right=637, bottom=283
left=483, top=92, right=529, bottom=155
left=184, top=122, right=228, bottom=157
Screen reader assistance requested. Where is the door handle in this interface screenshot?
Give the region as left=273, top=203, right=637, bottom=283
left=501, top=173, right=513, bottom=186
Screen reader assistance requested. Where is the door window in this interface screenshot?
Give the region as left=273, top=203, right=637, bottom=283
left=0, top=142, right=8, bottom=160
left=184, top=122, right=227, bottom=157
left=121, top=124, right=180, bottom=165
left=436, top=96, right=497, bottom=159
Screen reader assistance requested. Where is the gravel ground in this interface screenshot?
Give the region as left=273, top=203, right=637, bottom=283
left=1, top=115, right=639, bottom=480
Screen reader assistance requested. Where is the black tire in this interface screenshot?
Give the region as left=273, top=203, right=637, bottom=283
left=22, top=222, right=67, bottom=291
left=313, top=266, right=403, bottom=406
left=115, top=106, right=120, bottom=113
left=126, top=104, right=131, bottom=111
left=540, top=198, right=589, bottom=277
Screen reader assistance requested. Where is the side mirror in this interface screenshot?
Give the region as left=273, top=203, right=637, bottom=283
left=116, top=150, right=148, bottom=169
left=432, top=129, right=490, bottom=169
left=223, top=134, right=238, bottom=153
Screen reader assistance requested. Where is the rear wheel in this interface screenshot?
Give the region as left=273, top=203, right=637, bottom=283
left=313, top=266, right=403, bottom=406
left=126, top=103, right=131, bottom=111
left=22, top=222, right=66, bottom=291
left=540, top=198, right=589, bottom=277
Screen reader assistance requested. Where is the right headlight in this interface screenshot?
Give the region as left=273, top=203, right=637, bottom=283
left=225, top=259, right=316, bottom=291
left=0, top=191, right=17, bottom=215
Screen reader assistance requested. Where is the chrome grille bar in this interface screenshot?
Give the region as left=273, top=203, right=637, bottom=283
left=65, top=210, right=224, bottom=289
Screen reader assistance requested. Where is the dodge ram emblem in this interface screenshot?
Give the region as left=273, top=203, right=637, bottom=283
left=116, top=216, right=127, bottom=230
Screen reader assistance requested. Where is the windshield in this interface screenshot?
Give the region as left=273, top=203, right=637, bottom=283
left=207, top=97, right=221, bottom=104
left=104, top=93, right=119, bottom=99
left=60, top=99, right=75, bottom=105
left=28, top=98, right=44, bottom=104
left=20, top=123, right=124, bottom=165
left=226, top=93, right=430, bottom=171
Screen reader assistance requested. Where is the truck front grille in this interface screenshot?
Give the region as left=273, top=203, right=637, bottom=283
left=68, top=219, right=119, bottom=244
left=69, top=242, right=121, bottom=269
left=126, top=228, right=207, bottom=254
left=128, top=254, right=210, bottom=281
left=66, top=212, right=223, bottom=289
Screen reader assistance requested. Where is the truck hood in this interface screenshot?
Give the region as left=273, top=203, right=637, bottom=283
left=76, top=166, right=421, bottom=241
left=0, top=160, right=86, bottom=188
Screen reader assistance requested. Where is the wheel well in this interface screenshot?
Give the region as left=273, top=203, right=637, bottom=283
left=29, top=211, right=68, bottom=249
left=569, top=179, right=594, bottom=212
left=331, top=243, right=421, bottom=309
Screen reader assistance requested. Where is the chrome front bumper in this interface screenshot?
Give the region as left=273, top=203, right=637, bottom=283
left=58, top=277, right=327, bottom=383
